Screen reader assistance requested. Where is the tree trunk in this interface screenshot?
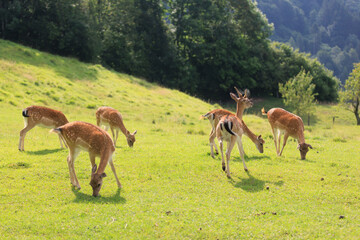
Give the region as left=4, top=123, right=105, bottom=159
left=354, top=97, right=360, bottom=125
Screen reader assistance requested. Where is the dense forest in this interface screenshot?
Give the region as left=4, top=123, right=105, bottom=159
left=0, top=0, right=339, bottom=101
left=257, top=0, right=360, bottom=83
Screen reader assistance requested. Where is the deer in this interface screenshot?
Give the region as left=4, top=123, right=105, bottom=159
left=201, top=87, right=264, bottom=158
left=262, top=107, right=312, bottom=160
left=51, top=121, right=121, bottom=197
left=19, top=105, right=69, bottom=151
left=96, top=106, right=137, bottom=147
left=216, top=114, right=249, bottom=178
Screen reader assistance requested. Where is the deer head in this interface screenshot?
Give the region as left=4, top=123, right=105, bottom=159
left=297, top=143, right=313, bottom=160
left=255, top=135, right=265, bottom=153
left=90, top=164, right=107, bottom=197
left=126, top=130, right=137, bottom=147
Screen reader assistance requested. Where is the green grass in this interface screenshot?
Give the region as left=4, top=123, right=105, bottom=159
left=1, top=39, right=360, bottom=239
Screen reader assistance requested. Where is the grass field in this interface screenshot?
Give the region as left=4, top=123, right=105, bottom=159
left=0, top=39, right=360, bottom=239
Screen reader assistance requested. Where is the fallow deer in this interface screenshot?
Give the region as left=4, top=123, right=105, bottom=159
left=216, top=114, right=249, bottom=177
left=51, top=121, right=121, bottom=197
left=96, top=107, right=137, bottom=147
left=19, top=105, right=69, bottom=151
left=201, top=87, right=264, bottom=157
left=262, top=107, right=312, bottom=160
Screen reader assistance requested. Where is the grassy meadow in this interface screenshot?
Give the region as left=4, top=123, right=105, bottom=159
left=0, top=39, right=359, bottom=239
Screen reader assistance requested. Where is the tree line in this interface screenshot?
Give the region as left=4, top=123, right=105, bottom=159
left=0, top=0, right=339, bottom=101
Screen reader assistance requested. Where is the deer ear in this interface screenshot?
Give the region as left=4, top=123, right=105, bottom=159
left=92, top=164, right=97, bottom=173
left=258, top=135, right=262, bottom=139
left=230, top=93, right=238, bottom=101
left=133, top=130, right=137, bottom=135
left=308, top=144, right=313, bottom=149
left=101, top=172, right=107, bottom=178
left=297, top=144, right=300, bottom=150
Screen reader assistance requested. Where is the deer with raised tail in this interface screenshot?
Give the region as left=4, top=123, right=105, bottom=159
left=201, top=87, right=264, bottom=158
left=216, top=114, right=249, bottom=177
left=96, top=106, right=137, bottom=147
left=19, top=105, right=69, bottom=151
left=51, top=121, right=121, bottom=197
left=262, top=107, right=312, bottom=160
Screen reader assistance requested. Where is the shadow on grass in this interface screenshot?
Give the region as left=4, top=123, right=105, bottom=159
left=25, top=148, right=64, bottom=155
left=232, top=155, right=271, bottom=162
left=71, top=188, right=126, bottom=204
left=231, top=172, right=284, bottom=193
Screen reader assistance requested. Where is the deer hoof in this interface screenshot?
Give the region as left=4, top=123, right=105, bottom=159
left=222, top=166, right=226, bottom=171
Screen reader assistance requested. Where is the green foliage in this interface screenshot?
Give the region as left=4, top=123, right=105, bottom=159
left=271, top=42, right=339, bottom=101
left=0, top=0, right=339, bottom=101
left=340, top=62, right=360, bottom=125
left=279, top=69, right=317, bottom=117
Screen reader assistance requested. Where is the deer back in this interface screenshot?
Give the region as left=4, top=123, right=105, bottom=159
left=58, top=121, right=115, bottom=154
left=24, top=105, right=68, bottom=127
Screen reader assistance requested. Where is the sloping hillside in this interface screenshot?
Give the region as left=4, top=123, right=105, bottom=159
left=0, top=39, right=223, bottom=134
left=1, top=40, right=360, bottom=239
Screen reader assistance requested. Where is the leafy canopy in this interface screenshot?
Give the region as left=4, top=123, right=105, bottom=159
left=340, top=62, right=360, bottom=125
left=279, top=69, right=317, bottom=117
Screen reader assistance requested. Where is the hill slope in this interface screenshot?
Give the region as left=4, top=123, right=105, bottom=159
left=1, top=40, right=360, bottom=239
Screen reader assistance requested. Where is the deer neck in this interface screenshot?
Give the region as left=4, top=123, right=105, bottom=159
left=241, top=120, right=258, bottom=143
left=115, top=118, right=129, bottom=137
left=297, top=129, right=306, bottom=144
left=236, top=105, right=246, bottom=120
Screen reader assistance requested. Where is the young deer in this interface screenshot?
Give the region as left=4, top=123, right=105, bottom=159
left=201, top=87, right=264, bottom=157
left=51, top=121, right=121, bottom=197
left=216, top=114, right=248, bottom=177
left=262, top=107, right=312, bottom=160
left=19, top=105, right=69, bottom=151
left=96, top=107, right=137, bottom=147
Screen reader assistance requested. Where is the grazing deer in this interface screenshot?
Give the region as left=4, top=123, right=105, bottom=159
left=19, top=105, right=69, bottom=151
left=262, top=107, right=312, bottom=160
left=201, top=87, right=264, bottom=157
left=51, top=121, right=121, bottom=197
left=216, top=114, right=248, bottom=177
left=96, top=107, right=137, bottom=147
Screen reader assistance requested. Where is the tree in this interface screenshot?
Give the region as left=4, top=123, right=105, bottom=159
left=340, top=63, right=360, bottom=125
left=279, top=69, right=317, bottom=125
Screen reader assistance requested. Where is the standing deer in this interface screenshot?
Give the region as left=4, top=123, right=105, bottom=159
left=201, top=87, right=264, bottom=158
left=216, top=114, right=249, bottom=177
left=96, top=107, right=137, bottom=147
left=51, top=121, right=121, bottom=197
left=19, top=105, right=69, bottom=151
left=262, top=107, right=312, bottom=160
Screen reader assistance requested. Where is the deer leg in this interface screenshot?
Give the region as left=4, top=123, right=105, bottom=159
left=225, top=139, right=236, bottom=178
left=271, top=127, right=278, bottom=155
left=19, top=120, right=36, bottom=151
left=219, top=139, right=226, bottom=172
left=58, top=134, right=66, bottom=148
left=108, top=156, right=122, bottom=188
left=67, top=148, right=81, bottom=189
left=59, top=134, right=68, bottom=148
left=89, top=153, right=96, bottom=168
left=209, top=128, right=218, bottom=158
left=236, top=137, right=248, bottom=171
left=277, top=130, right=282, bottom=156
left=110, top=127, right=116, bottom=146
left=279, top=133, right=289, bottom=156
left=115, top=130, right=119, bottom=147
